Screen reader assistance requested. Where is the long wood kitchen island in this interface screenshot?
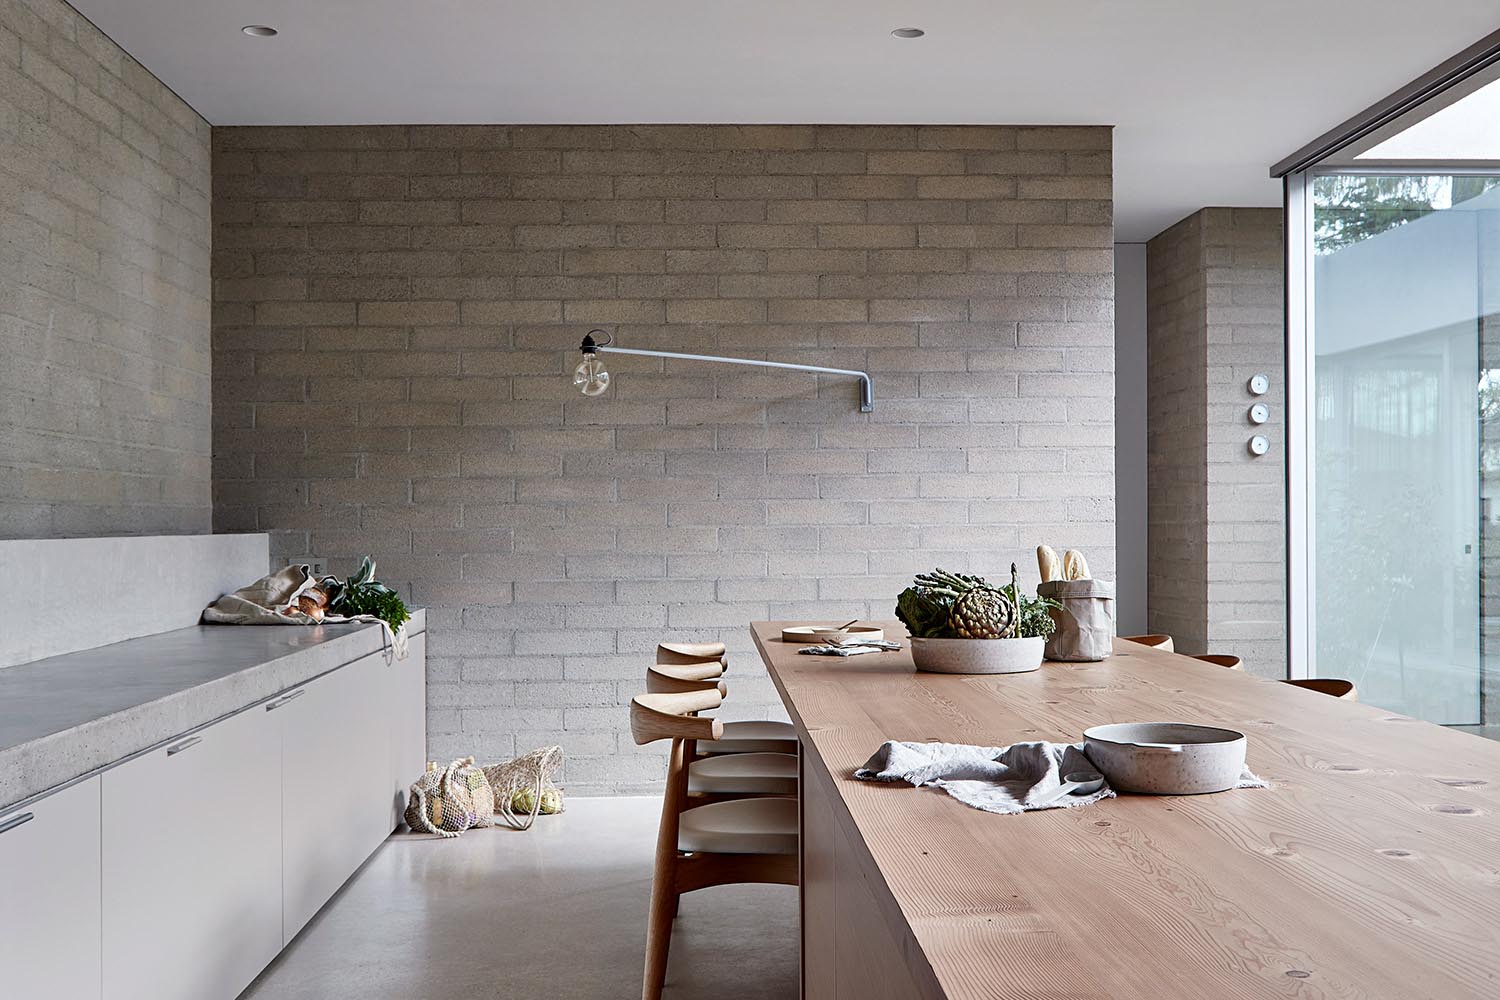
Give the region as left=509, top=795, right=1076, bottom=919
left=751, top=621, right=1500, bottom=1000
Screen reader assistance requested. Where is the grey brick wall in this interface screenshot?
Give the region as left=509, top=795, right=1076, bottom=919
left=212, top=124, right=1117, bottom=792
left=0, top=0, right=212, bottom=537
left=1147, top=208, right=1285, bottom=676
left=1145, top=214, right=1209, bottom=654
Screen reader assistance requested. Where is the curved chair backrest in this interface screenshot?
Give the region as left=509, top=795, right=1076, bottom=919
left=630, top=689, right=726, bottom=746
left=1284, top=678, right=1357, bottom=700
left=647, top=663, right=728, bottom=696
left=657, top=642, right=729, bottom=668
left=1121, top=634, right=1174, bottom=653
left=1193, top=654, right=1243, bottom=671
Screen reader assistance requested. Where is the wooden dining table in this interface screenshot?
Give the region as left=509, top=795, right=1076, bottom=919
left=750, top=621, right=1500, bottom=1000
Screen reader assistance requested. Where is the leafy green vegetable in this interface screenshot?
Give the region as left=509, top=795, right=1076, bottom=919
left=895, top=584, right=953, bottom=638
left=1000, top=582, right=1059, bottom=639
left=326, top=556, right=411, bottom=634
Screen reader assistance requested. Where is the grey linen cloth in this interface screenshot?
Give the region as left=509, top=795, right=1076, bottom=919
left=855, top=740, right=1268, bottom=815
left=855, top=740, right=1114, bottom=814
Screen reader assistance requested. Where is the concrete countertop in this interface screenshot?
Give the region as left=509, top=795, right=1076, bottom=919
left=0, top=609, right=426, bottom=811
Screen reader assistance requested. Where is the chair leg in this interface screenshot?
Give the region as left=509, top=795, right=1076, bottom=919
left=643, top=738, right=688, bottom=1000
left=642, top=858, right=677, bottom=1000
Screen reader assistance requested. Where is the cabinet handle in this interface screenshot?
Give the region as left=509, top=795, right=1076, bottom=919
left=0, top=812, right=34, bottom=836
left=265, top=689, right=307, bottom=712
left=166, top=736, right=203, bottom=756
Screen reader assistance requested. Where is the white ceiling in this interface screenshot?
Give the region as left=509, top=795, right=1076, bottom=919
left=76, top=0, right=1500, bottom=241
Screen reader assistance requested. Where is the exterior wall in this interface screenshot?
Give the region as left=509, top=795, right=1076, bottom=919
left=1146, top=208, right=1285, bottom=676
left=211, top=124, right=1117, bottom=792
left=0, top=0, right=213, bottom=537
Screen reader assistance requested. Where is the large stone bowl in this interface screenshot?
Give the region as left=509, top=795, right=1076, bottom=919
left=909, top=635, right=1045, bottom=674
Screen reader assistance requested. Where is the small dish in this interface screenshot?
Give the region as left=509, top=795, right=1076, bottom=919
left=781, top=624, right=885, bottom=644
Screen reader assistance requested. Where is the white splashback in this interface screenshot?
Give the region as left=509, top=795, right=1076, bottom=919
left=0, top=534, right=270, bottom=669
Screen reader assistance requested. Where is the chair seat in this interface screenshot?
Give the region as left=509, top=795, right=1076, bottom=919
left=697, top=719, right=797, bottom=755
left=1283, top=678, right=1357, bottom=700
left=688, top=752, right=798, bottom=796
left=678, top=797, right=798, bottom=856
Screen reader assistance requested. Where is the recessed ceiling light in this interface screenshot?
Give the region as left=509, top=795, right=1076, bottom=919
left=241, top=24, right=278, bottom=37
left=891, top=28, right=925, bottom=39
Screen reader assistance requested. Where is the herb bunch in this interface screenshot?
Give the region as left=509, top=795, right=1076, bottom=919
left=326, top=557, right=411, bottom=634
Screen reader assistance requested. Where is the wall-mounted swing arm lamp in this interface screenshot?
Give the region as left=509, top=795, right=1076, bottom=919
left=572, top=330, right=874, bottom=412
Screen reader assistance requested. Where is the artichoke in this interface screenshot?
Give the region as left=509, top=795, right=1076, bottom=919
left=948, top=585, right=1017, bottom=639
left=511, top=786, right=563, bottom=816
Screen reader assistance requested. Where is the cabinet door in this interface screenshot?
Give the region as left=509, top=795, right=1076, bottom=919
left=387, top=631, right=427, bottom=828
left=102, top=707, right=282, bottom=1000
left=0, top=778, right=102, bottom=1000
left=278, top=652, right=391, bottom=942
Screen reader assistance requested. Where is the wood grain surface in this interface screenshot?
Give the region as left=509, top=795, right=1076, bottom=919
left=754, top=621, right=1500, bottom=1000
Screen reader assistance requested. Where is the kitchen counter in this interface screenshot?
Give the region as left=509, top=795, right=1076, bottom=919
left=752, top=621, right=1500, bottom=1000
left=0, top=609, right=425, bottom=810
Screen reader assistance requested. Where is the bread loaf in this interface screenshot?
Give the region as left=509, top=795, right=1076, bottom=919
left=1037, top=545, right=1062, bottom=583
left=1062, top=549, right=1091, bottom=581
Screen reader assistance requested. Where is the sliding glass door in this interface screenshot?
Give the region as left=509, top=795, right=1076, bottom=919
left=1297, top=172, right=1500, bottom=726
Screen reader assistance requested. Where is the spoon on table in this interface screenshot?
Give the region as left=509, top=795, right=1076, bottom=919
left=1035, top=770, right=1105, bottom=808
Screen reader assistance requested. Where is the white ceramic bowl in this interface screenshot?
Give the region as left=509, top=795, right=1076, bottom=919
left=910, top=635, right=1044, bottom=674
left=1082, top=722, right=1246, bottom=794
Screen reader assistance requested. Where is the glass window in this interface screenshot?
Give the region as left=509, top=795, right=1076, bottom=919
left=1307, top=172, right=1500, bottom=726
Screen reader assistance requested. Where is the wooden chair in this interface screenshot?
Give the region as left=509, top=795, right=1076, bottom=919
left=1283, top=678, right=1357, bottom=700
left=646, top=662, right=726, bottom=696
left=645, top=665, right=798, bottom=799
left=653, top=641, right=797, bottom=756
left=631, top=690, right=798, bottom=1000
left=1193, top=654, right=1243, bottom=671
left=1121, top=634, right=1174, bottom=653
left=657, top=641, right=728, bottom=667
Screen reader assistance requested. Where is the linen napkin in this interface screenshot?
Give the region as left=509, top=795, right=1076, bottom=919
left=855, top=740, right=1267, bottom=815
left=855, top=740, right=1113, bottom=814
left=797, top=639, right=902, bottom=657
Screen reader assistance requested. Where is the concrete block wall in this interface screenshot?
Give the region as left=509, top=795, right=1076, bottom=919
left=1202, top=208, right=1285, bottom=675
left=0, top=0, right=213, bottom=538
left=1145, top=214, right=1209, bottom=654
left=1146, top=208, right=1285, bottom=676
left=211, top=124, right=1117, bottom=792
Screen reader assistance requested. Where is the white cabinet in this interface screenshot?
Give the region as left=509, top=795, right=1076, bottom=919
left=387, top=631, right=427, bottom=828
left=0, top=777, right=102, bottom=1000
left=277, top=652, right=392, bottom=941
left=21, top=628, right=426, bottom=1000
left=101, top=706, right=283, bottom=1000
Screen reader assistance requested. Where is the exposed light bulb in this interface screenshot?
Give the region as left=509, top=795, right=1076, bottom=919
left=573, top=353, right=610, bottom=397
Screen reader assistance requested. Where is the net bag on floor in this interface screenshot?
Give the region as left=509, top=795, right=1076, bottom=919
left=404, top=757, right=495, bottom=838
left=484, top=745, right=564, bottom=830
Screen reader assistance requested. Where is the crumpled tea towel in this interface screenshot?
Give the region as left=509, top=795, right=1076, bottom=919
left=203, top=564, right=408, bottom=658
left=855, top=740, right=1113, bottom=813
left=855, top=740, right=1267, bottom=815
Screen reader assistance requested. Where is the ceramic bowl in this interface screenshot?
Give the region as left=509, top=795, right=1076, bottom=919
left=1081, top=722, right=1246, bottom=794
left=910, top=635, right=1044, bottom=674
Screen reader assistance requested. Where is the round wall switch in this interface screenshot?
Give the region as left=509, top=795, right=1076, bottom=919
left=1249, top=403, right=1269, bottom=424
left=1248, top=435, right=1270, bottom=456
left=1248, top=374, right=1270, bottom=395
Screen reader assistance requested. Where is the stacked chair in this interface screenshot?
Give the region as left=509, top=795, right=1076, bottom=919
left=633, top=641, right=800, bottom=1000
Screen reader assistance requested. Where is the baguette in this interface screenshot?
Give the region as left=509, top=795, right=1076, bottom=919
left=1037, top=544, right=1062, bottom=584
left=1062, top=549, right=1091, bottom=581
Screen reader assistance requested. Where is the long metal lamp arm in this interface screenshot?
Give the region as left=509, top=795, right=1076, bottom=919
left=595, top=345, right=874, bottom=412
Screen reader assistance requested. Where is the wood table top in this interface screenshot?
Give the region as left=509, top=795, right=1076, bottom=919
left=751, top=621, right=1500, bottom=1000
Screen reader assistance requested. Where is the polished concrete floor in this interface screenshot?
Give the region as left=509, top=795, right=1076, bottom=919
left=242, top=797, right=798, bottom=1000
